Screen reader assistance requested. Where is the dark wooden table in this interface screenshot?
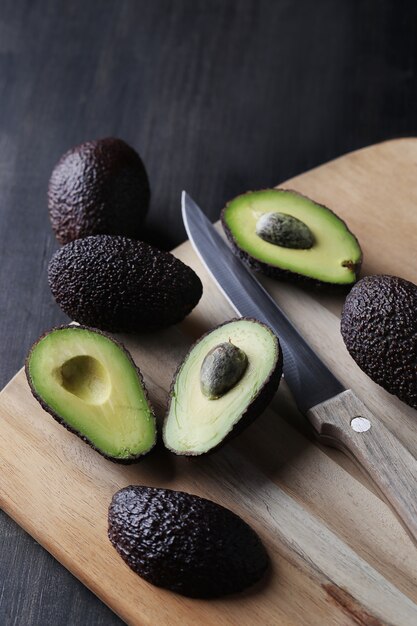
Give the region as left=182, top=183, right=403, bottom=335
left=1, top=1, right=416, bottom=624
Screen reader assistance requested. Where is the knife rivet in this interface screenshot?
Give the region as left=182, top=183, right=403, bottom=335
left=351, top=417, right=371, bottom=432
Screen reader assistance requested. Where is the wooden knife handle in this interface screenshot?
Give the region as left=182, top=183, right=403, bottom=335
left=307, top=389, right=417, bottom=544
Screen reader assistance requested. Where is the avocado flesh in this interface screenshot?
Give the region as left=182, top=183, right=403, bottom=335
left=222, top=189, right=361, bottom=284
left=26, top=327, right=156, bottom=460
left=164, top=319, right=280, bottom=455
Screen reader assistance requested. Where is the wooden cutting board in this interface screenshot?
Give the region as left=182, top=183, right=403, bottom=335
left=1, top=138, right=417, bottom=626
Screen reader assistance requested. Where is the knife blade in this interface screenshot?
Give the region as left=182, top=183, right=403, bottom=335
left=182, top=191, right=417, bottom=544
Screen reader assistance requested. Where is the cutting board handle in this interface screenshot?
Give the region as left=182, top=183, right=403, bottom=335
left=307, top=390, right=417, bottom=544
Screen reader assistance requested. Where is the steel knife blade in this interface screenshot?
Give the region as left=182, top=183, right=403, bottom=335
left=182, top=190, right=417, bottom=543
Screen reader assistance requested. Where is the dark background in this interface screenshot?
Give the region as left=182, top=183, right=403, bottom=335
left=0, top=1, right=416, bottom=624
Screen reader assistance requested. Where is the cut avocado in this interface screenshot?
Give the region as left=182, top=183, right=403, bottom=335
left=26, top=326, right=156, bottom=462
left=48, top=138, right=150, bottom=245
left=341, top=275, right=417, bottom=409
left=108, top=485, right=269, bottom=597
left=48, top=235, right=203, bottom=332
left=163, top=318, right=282, bottom=455
left=221, top=189, right=362, bottom=285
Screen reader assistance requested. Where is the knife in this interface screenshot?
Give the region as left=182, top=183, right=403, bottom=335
left=182, top=191, right=417, bottom=544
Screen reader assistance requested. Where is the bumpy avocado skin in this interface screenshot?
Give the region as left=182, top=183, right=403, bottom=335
left=221, top=189, right=362, bottom=287
left=25, top=325, right=156, bottom=463
left=164, top=318, right=283, bottom=455
left=48, top=138, right=150, bottom=244
left=48, top=235, right=203, bottom=332
left=108, top=485, right=269, bottom=597
left=341, top=275, right=417, bottom=409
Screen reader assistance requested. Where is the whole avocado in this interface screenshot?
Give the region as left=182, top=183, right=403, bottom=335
left=341, top=274, right=417, bottom=409
left=48, top=138, right=150, bottom=244
left=48, top=235, right=203, bottom=332
left=108, top=485, right=269, bottom=597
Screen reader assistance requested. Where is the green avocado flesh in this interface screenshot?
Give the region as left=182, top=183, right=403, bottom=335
left=26, top=327, right=155, bottom=460
left=164, top=319, right=279, bottom=455
left=223, top=189, right=361, bottom=284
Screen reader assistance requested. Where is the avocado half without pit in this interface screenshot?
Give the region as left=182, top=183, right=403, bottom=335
left=163, top=318, right=282, bottom=455
left=25, top=326, right=156, bottom=462
left=108, top=485, right=269, bottom=597
left=221, top=189, right=362, bottom=285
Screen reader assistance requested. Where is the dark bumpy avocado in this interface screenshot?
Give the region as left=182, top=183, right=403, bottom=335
left=108, top=485, right=269, bottom=597
left=48, top=235, right=203, bottom=332
left=48, top=138, right=150, bottom=244
left=25, top=326, right=156, bottom=462
left=221, top=189, right=362, bottom=285
left=164, top=318, right=282, bottom=455
left=341, top=275, right=417, bottom=409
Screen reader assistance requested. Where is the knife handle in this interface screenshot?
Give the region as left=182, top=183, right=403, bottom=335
left=307, top=389, right=417, bottom=544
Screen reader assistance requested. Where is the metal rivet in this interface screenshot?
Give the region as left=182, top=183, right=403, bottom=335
left=351, top=417, right=371, bottom=432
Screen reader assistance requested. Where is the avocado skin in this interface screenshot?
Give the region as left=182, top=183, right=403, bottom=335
left=48, top=138, right=150, bottom=244
left=108, top=485, right=269, bottom=597
left=341, top=275, right=417, bottom=409
left=48, top=235, right=203, bottom=332
left=163, top=318, right=283, bottom=455
left=25, top=325, right=156, bottom=463
left=221, top=189, right=362, bottom=287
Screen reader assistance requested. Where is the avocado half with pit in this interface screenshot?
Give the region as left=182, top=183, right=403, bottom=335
left=25, top=326, right=156, bottom=462
left=163, top=318, right=282, bottom=455
left=221, top=189, right=362, bottom=285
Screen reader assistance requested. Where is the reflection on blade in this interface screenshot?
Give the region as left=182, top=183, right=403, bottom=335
left=182, top=191, right=344, bottom=413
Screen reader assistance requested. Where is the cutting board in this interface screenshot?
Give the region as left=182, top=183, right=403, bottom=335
left=1, top=139, right=417, bottom=626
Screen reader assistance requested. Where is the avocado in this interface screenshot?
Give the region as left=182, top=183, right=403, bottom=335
left=221, top=189, right=362, bottom=285
left=48, top=138, right=150, bottom=244
left=163, top=318, right=282, bottom=455
left=48, top=235, right=203, bottom=332
left=108, top=485, right=269, bottom=597
left=25, top=326, right=156, bottom=462
left=341, top=275, right=417, bottom=409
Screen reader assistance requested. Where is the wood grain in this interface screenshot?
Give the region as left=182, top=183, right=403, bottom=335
left=1, top=139, right=417, bottom=625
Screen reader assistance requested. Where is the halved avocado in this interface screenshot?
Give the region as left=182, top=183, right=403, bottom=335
left=221, top=189, right=362, bottom=285
left=25, top=326, right=156, bottom=462
left=163, top=318, right=282, bottom=455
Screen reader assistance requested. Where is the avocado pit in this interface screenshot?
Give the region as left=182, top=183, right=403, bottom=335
left=200, top=341, right=248, bottom=399
left=256, top=211, right=314, bottom=249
